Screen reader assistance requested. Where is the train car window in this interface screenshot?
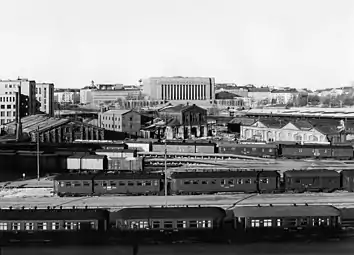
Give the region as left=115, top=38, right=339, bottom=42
left=102, top=182, right=107, bottom=187
left=128, top=181, right=134, bottom=186
left=192, top=180, right=199, bottom=184
left=237, top=179, right=243, bottom=185
left=269, top=149, right=273, bottom=152
left=90, top=222, right=96, bottom=230
left=129, top=221, right=139, bottom=229
left=251, top=220, right=260, bottom=227
left=184, top=181, right=191, bottom=185
left=137, top=181, right=143, bottom=186
left=262, top=178, right=269, bottom=184
left=197, top=221, right=205, bottom=228
left=206, top=220, right=212, bottom=228
left=109, top=181, right=117, bottom=186
left=64, top=222, right=77, bottom=230
left=243, top=148, right=246, bottom=152
left=177, top=220, right=187, bottom=228
left=74, top=182, right=81, bottom=187
left=287, top=219, right=296, bottom=226
left=139, top=221, right=149, bottom=229
left=228, top=179, right=234, bottom=185
left=299, top=149, right=303, bottom=152
left=277, top=219, right=282, bottom=227
left=263, top=219, right=272, bottom=227
left=189, top=221, right=198, bottom=228
left=25, top=222, right=34, bottom=230
left=119, top=181, right=125, bottom=186
left=94, top=182, right=99, bottom=186
left=152, top=221, right=160, bottom=229
left=37, top=222, right=48, bottom=230
left=295, top=179, right=301, bottom=183
left=145, top=181, right=152, bottom=186
left=52, top=222, right=60, bottom=230
left=0, top=223, right=7, bottom=230
left=299, top=218, right=308, bottom=226
left=245, top=179, right=251, bottom=184
left=221, top=179, right=226, bottom=185
left=201, top=180, right=208, bottom=185
left=262, top=149, right=264, bottom=152
left=11, top=222, right=20, bottom=230
left=65, top=182, right=71, bottom=187
left=324, top=149, right=327, bottom=153
left=252, top=148, right=256, bottom=151
left=163, top=221, right=173, bottom=229
left=154, top=180, right=159, bottom=186
left=59, top=182, right=65, bottom=187
left=83, top=181, right=90, bottom=187
left=211, top=180, right=216, bottom=185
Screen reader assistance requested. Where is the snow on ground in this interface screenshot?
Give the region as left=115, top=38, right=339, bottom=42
left=0, top=188, right=53, bottom=198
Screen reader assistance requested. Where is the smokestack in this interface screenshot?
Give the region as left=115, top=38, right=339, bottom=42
left=16, top=85, right=22, bottom=141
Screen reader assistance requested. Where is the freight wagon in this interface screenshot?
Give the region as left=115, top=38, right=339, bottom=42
left=66, top=155, right=108, bottom=171
left=152, top=142, right=216, bottom=154
left=124, top=141, right=152, bottom=152
left=108, top=157, right=144, bottom=171
left=279, top=144, right=354, bottom=159
left=95, top=149, right=137, bottom=159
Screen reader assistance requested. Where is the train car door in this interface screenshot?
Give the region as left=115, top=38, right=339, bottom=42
left=313, top=149, right=320, bottom=157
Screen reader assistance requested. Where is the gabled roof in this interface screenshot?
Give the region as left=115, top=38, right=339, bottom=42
left=291, top=120, right=313, bottom=131
left=103, top=109, right=137, bottom=115
left=215, top=91, right=241, bottom=99
left=229, top=117, right=255, bottom=126
left=255, top=119, right=287, bottom=129
left=159, top=104, right=206, bottom=114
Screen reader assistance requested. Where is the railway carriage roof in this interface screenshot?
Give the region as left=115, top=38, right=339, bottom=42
left=232, top=205, right=340, bottom=218
left=113, top=207, right=226, bottom=220
left=170, top=170, right=279, bottom=179
left=54, top=174, right=97, bottom=180
left=218, top=143, right=277, bottom=149
left=284, top=170, right=340, bottom=177
left=340, top=170, right=354, bottom=177
left=94, top=173, right=163, bottom=180
left=0, top=209, right=108, bottom=221
left=280, top=144, right=353, bottom=149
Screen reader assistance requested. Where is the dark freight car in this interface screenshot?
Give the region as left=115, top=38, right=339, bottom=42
left=279, top=144, right=332, bottom=158
left=331, top=145, right=354, bottom=159
left=283, top=169, right=341, bottom=192
left=170, top=170, right=280, bottom=195
left=93, top=172, right=163, bottom=196
left=152, top=142, right=216, bottom=154
left=218, top=143, right=278, bottom=158
left=107, top=157, right=144, bottom=171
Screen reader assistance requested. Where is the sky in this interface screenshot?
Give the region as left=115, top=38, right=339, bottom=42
left=0, top=0, right=353, bottom=90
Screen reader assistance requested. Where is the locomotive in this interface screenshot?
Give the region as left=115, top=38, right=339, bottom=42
left=53, top=169, right=354, bottom=197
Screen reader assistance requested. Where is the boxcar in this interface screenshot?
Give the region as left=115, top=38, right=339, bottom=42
left=93, top=172, right=163, bottom=196
left=341, top=170, right=354, bottom=192
left=218, top=143, right=278, bottom=158
left=80, top=155, right=108, bottom=171
left=0, top=208, right=109, bottom=245
left=152, top=142, right=216, bottom=154
left=95, top=149, right=137, bottom=159
left=283, top=169, right=341, bottom=192
left=109, top=206, right=226, bottom=243
left=53, top=174, right=97, bottom=196
left=169, top=170, right=280, bottom=195
left=124, top=141, right=152, bottom=152
left=107, top=157, right=144, bottom=171
left=331, top=145, right=354, bottom=159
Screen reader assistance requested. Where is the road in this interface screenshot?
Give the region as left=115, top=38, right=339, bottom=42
left=1, top=192, right=354, bottom=209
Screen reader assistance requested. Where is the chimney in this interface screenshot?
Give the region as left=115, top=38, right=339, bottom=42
left=15, top=85, right=22, bottom=141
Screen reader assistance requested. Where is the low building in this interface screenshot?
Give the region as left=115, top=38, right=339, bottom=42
left=271, top=89, right=298, bottom=105
left=98, top=109, right=141, bottom=136
left=247, top=87, right=272, bottom=106
left=240, top=118, right=328, bottom=143
left=158, top=104, right=209, bottom=139
left=80, top=86, right=96, bottom=104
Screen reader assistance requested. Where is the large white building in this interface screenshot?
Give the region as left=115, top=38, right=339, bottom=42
left=0, top=78, right=37, bottom=126
left=142, top=76, right=216, bottom=103
left=54, top=89, right=80, bottom=104
left=36, top=83, right=55, bottom=116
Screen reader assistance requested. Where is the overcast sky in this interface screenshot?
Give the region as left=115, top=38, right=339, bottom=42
left=0, top=0, right=353, bottom=89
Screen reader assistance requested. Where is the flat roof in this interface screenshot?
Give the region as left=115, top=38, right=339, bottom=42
left=232, top=205, right=340, bottom=218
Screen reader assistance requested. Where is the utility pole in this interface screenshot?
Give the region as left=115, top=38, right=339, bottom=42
left=164, top=113, right=168, bottom=206
left=37, top=126, right=40, bottom=181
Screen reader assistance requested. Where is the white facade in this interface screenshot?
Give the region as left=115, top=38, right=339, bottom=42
left=241, top=121, right=327, bottom=142
left=80, top=87, right=95, bottom=104
left=54, top=90, right=80, bottom=104
left=142, top=76, right=215, bottom=102
left=36, top=83, right=54, bottom=116
left=0, top=79, right=37, bottom=126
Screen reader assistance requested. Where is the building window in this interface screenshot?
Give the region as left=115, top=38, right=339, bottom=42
left=25, top=222, right=34, bottom=230
left=11, top=222, right=20, bottom=230
left=251, top=220, right=260, bottom=227
left=263, top=219, right=272, bottom=227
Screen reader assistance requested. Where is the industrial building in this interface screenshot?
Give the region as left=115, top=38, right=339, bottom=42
left=36, top=83, right=55, bottom=116
left=98, top=109, right=141, bottom=136
left=142, top=76, right=216, bottom=103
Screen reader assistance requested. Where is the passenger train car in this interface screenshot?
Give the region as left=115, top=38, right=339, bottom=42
left=0, top=204, right=347, bottom=245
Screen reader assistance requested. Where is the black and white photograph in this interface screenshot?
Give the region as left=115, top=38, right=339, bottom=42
left=0, top=0, right=353, bottom=254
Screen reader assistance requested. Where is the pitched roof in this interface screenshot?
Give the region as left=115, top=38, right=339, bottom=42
left=103, top=109, right=134, bottom=115
left=229, top=117, right=255, bottom=126
left=232, top=205, right=339, bottom=218
left=215, top=91, right=241, bottom=99
left=170, top=170, right=280, bottom=179
left=291, top=120, right=313, bottom=130
left=257, top=119, right=287, bottom=129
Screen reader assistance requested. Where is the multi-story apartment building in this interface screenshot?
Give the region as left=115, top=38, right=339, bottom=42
left=54, top=89, right=80, bottom=104
left=91, top=84, right=142, bottom=106
left=80, top=86, right=96, bottom=104
left=0, top=78, right=37, bottom=126
left=36, top=83, right=54, bottom=116
left=142, top=76, right=215, bottom=103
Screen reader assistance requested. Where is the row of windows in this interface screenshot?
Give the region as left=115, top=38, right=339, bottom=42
left=59, top=180, right=160, bottom=188
left=0, top=221, right=97, bottom=231
left=0, top=111, right=16, bottom=117
left=0, top=104, right=15, bottom=109
left=222, top=147, right=274, bottom=153
left=250, top=218, right=333, bottom=228
left=183, top=178, right=270, bottom=185
left=0, top=97, right=16, bottom=102
left=119, top=219, right=213, bottom=230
